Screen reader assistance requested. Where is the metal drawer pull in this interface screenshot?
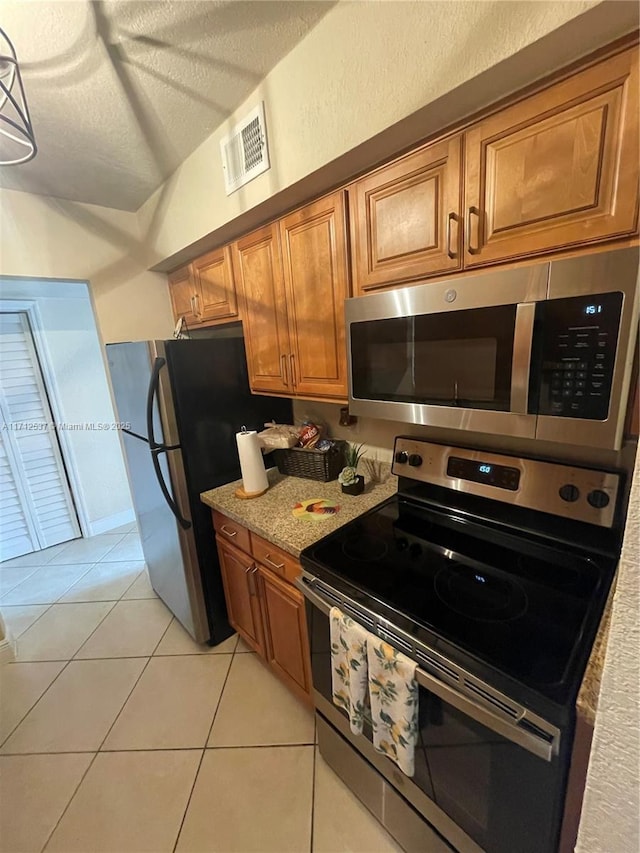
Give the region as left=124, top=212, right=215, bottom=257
left=466, top=206, right=481, bottom=255
left=281, top=354, right=289, bottom=387
left=289, top=353, right=297, bottom=388
left=220, top=525, right=237, bottom=537
left=446, top=212, right=458, bottom=259
left=264, top=554, right=285, bottom=571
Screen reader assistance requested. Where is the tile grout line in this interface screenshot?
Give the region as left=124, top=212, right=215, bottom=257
left=171, top=637, right=239, bottom=853
left=40, top=750, right=101, bottom=853
left=2, top=600, right=55, bottom=641
left=0, top=560, right=98, bottom=607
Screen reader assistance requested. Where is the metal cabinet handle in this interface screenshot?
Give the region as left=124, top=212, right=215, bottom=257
left=466, top=206, right=481, bottom=255
left=289, top=354, right=297, bottom=388
left=446, top=212, right=458, bottom=259
left=246, top=564, right=257, bottom=596
left=220, top=524, right=237, bottom=537
left=263, top=554, right=285, bottom=571
left=190, top=295, right=195, bottom=314
left=281, top=354, right=289, bottom=387
left=193, top=292, right=201, bottom=317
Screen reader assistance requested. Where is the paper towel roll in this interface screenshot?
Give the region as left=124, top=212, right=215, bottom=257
left=236, top=429, right=269, bottom=495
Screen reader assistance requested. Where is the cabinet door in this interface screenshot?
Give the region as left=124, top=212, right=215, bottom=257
left=351, top=136, right=463, bottom=293
left=216, top=537, right=263, bottom=655
left=280, top=192, right=351, bottom=400
left=257, top=565, right=312, bottom=704
left=192, top=245, right=239, bottom=323
left=232, top=224, right=291, bottom=395
left=464, top=46, right=639, bottom=266
left=168, top=265, right=199, bottom=326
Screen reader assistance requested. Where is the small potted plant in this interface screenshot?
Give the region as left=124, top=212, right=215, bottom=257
left=338, top=443, right=366, bottom=495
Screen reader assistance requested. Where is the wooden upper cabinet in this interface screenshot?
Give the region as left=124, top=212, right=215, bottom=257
left=192, top=245, right=238, bottom=323
left=233, top=224, right=291, bottom=395
left=464, top=45, right=639, bottom=267
left=168, top=265, right=200, bottom=326
left=350, top=136, right=463, bottom=294
left=280, top=191, right=351, bottom=400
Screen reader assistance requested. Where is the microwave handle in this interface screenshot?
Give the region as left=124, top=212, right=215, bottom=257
left=510, top=303, right=537, bottom=415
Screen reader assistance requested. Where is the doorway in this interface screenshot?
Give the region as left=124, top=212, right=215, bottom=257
left=0, top=312, right=80, bottom=561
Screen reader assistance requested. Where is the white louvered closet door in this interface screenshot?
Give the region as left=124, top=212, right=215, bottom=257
left=0, top=313, right=80, bottom=561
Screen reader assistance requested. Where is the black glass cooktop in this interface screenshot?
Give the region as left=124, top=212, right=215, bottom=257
left=302, top=496, right=609, bottom=700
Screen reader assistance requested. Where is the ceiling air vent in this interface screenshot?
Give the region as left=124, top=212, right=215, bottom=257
left=220, top=103, right=270, bottom=195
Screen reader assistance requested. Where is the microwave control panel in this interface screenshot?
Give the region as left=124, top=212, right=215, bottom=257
left=535, top=291, right=623, bottom=420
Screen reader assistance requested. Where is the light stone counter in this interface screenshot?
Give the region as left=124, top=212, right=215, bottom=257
left=200, top=461, right=397, bottom=558
left=576, top=580, right=616, bottom=727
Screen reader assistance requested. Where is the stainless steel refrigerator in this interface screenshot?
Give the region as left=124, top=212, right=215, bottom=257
left=106, top=329, right=292, bottom=645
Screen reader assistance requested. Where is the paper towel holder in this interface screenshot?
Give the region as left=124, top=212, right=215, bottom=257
left=235, top=426, right=269, bottom=500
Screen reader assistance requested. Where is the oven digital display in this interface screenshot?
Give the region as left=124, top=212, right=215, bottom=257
left=447, top=456, right=520, bottom=490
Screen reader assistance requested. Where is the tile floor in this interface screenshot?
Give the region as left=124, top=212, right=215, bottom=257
left=0, top=527, right=402, bottom=853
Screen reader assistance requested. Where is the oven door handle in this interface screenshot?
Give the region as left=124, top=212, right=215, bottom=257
left=296, top=573, right=558, bottom=763
left=414, top=667, right=556, bottom=763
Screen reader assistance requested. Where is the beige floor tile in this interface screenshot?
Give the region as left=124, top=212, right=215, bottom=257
left=1, top=658, right=146, bottom=754
left=48, top=535, right=125, bottom=565
left=0, top=604, right=50, bottom=639
left=0, top=565, right=41, bottom=596
left=120, top=568, right=156, bottom=599
left=312, top=750, right=403, bottom=853
left=46, top=749, right=201, bottom=853
left=208, top=653, right=314, bottom=747
left=177, top=746, right=313, bottom=853
left=0, top=753, right=93, bottom=853
left=235, top=636, right=254, bottom=653
left=59, top=560, right=145, bottom=602
left=0, top=564, right=94, bottom=605
left=16, top=602, right=115, bottom=662
left=102, top=533, right=144, bottom=562
left=0, top=661, right=66, bottom=744
left=74, top=598, right=172, bottom=659
left=154, top=618, right=237, bottom=656
left=0, top=541, right=74, bottom=570
left=103, top=654, right=232, bottom=750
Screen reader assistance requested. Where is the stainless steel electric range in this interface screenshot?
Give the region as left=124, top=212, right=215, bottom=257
left=297, top=438, right=623, bottom=853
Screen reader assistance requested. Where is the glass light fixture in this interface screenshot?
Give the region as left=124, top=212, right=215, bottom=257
left=0, top=26, right=36, bottom=165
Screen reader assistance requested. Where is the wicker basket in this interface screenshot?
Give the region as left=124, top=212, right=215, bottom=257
left=273, top=442, right=345, bottom=482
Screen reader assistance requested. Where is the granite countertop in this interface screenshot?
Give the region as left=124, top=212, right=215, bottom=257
left=200, top=460, right=397, bottom=558
left=576, top=579, right=616, bottom=727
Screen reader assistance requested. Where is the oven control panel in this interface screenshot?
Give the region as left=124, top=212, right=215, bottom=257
left=392, top=437, right=620, bottom=528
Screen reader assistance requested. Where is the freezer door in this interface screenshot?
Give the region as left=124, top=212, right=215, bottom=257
left=121, top=431, right=208, bottom=641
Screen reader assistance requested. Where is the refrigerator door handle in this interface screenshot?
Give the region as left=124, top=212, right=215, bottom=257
left=147, top=357, right=181, bottom=452
left=147, top=357, right=192, bottom=530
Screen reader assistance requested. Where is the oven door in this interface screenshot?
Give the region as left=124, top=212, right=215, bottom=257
left=299, top=577, right=568, bottom=853
left=346, top=263, right=547, bottom=439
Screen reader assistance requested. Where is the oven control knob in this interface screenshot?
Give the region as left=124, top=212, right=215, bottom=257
left=394, top=451, right=409, bottom=464
left=408, top=454, right=423, bottom=467
left=587, top=489, right=610, bottom=509
left=559, top=484, right=580, bottom=503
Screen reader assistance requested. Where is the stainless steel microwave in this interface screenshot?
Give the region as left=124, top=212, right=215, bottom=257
left=346, top=248, right=639, bottom=450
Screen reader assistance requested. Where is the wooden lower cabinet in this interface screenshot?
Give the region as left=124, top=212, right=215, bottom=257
left=214, top=515, right=312, bottom=704
left=216, top=537, right=264, bottom=656
left=257, top=566, right=312, bottom=704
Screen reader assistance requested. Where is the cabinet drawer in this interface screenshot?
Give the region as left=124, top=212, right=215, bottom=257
left=212, top=511, right=252, bottom=554
left=250, top=532, right=300, bottom=584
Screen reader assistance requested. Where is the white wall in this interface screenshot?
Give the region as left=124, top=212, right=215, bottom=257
left=0, top=278, right=134, bottom=534
left=0, top=188, right=174, bottom=343
left=576, top=445, right=640, bottom=853
left=138, top=0, right=611, bottom=266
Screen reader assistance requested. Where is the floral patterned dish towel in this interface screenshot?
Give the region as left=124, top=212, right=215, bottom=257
left=367, top=636, right=419, bottom=777
left=330, top=606, right=369, bottom=734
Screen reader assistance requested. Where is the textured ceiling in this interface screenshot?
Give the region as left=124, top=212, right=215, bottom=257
left=0, top=0, right=335, bottom=211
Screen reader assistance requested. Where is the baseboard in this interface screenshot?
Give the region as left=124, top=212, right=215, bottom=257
left=88, top=508, right=136, bottom=536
